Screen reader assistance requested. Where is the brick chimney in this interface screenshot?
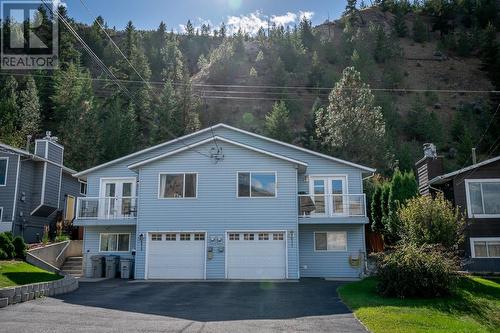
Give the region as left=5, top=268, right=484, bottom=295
left=415, top=143, right=444, bottom=195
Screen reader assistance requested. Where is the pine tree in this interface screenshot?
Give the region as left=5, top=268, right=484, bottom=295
left=17, top=76, right=41, bottom=140
left=315, top=67, right=388, bottom=168
left=0, top=76, right=21, bottom=146
left=153, top=80, right=177, bottom=143
left=265, top=101, right=293, bottom=143
left=413, top=15, right=427, bottom=43
left=371, top=185, right=384, bottom=233
left=343, top=0, right=359, bottom=26
left=393, top=9, right=408, bottom=37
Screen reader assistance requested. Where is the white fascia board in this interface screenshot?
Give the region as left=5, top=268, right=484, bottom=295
left=128, top=136, right=308, bottom=169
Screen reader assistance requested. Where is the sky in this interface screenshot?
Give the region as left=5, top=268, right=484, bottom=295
left=65, top=0, right=347, bottom=33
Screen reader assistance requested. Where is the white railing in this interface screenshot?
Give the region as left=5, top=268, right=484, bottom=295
left=76, top=197, right=138, bottom=220
left=298, top=194, right=366, bottom=218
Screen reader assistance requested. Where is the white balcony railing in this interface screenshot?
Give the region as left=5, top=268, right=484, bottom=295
left=298, top=194, right=366, bottom=218
left=76, top=197, right=138, bottom=220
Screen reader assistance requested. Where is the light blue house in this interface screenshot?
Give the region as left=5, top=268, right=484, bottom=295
left=74, top=124, right=374, bottom=280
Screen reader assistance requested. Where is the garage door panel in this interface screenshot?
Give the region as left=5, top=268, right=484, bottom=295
left=227, top=232, right=286, bottom=279
left=147, top=233, right=205, bottom=279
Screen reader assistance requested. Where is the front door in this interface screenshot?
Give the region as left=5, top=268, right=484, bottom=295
left=309, top=176, right=347, bottom=217
left=99, top=178, right=135, bottom=218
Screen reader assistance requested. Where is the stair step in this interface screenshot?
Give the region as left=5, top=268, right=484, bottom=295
left=62, top=263, right=82, bottom=268
left=63, top=269, right=82, bottom=274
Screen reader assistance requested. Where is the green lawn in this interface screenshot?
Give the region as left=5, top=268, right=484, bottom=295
left=0, top=261, right=63, bottom=288
left=338, top=276, right=500, bottom=333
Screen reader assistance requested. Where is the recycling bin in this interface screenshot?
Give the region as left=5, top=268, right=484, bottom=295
left=120, top=258, right=133, bottom=279
left=105, top=256, right=119, bottom=278
left=91, top=255, right=104, bottom=278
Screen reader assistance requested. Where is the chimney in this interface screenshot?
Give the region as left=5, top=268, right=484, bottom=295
left=415, top=143, right=444, bottom=195
left=34, top=131, right=64, bottom=165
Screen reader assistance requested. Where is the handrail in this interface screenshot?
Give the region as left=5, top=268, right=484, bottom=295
left=298, top=193, right=366, bottom=217
left=76, top=197, right=138, bottom=220
left=55, top=240, right=71, bottom=263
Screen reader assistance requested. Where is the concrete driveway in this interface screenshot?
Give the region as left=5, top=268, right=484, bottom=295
left=0, top=279, right=368, bottom=333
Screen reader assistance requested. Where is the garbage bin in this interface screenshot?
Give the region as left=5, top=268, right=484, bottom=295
left=91, top=255, right=104, bottom=278
left=120, top=258, right=133, bottom=279
left=105, top=256, right=119, bottom=278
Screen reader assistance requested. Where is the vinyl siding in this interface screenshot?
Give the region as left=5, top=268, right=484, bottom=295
left=82, top=225, right=136, bottom=277
left=299, top=224, right=365, bottom=278
left=0, top=152, right=19, bottom=223
left=134, top=140, right=299, bottom=279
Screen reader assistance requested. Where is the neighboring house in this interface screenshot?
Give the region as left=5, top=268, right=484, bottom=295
left=416, top=144, right=500, bottom=272
left=74, top=124, right=374, bottom=280
left=0, top=133, right=84, bottom=243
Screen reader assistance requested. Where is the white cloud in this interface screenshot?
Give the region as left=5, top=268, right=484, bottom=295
left=225, top=10, right=314, bottom=35
left=270, top=12, right=297, bottom=26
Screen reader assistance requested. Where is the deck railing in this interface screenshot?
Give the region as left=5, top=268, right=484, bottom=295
left=298, top=194, right=366, bottom=218
left=76, top=197, right=138, bottom=220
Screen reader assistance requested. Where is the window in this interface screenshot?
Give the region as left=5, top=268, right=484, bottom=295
left=229, top=233, right=240, bottom=240
left=244, top=233, right=254, bottom=240
left=0, top=158, right=7, bottom=186
left=258, top=233, right=269, bottom=240
left=273, top=233, right=284, bottom=241
left=471, top=238, right=500, bottom=258
left=165, top=233, right=176, bottom=241
left=0, top=207, right=3, bottom=222
left=238, top=172, right=276, bottom=197
left=99, top=233, right=130, bottom=252
left=314, top=232, right=347, bottom=251
left=151, top=234, right=162, bottom=241
left=159, top=173, right=197, bottom=198
left=180, top=233, right=191, bottom=241
left=194, top=233, right=205, bottom=241
left=79, top=181, right=87, bottom=195
left=466, top=180, right=500, bottom=217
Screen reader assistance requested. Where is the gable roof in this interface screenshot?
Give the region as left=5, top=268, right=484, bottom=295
left=0, top=142, right=77, bottom=174
left=128, top=136, right=308, bottom=169
left=74, top=123, right=375, bottom=177
left=429, top=155, right=500, bottom=185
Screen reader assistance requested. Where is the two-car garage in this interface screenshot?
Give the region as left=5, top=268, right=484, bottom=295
left=146, top=231, right=287, bottom=280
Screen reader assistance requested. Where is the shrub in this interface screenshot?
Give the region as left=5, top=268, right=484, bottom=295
left=0, top=233, right=15, bottom=259
left=0, top=249, right=7, bottom=260
left=375, top=244, right=458, bottom=298
left=55, top=235, right=70, bottom=243
left=12, top=236, right=27, bottom=259
left=398, top=194, right=464, bottom=250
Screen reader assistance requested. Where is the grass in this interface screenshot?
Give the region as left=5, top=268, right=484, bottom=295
left=338, top=276, right=500, bottom=333
left=0, top=260, right=63, bottom=288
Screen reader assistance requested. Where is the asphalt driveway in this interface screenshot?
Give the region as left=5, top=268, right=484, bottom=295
left=0, top=279, right=368, bottom=333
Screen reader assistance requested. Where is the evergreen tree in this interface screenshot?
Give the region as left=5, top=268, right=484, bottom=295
left=265, top=101, right=293, bottom=143
left=371, top=185, right=385, bottom=233
left=17, top=76, right=41, bottom=140
left=393, top=9, right=408, bottom=37
left=153, top=80, right=177, bottom=143
left=343, top=0, right=359, bottom=26
left=413, top=15, right=427, bottom=43
left=315, top=67, right=388, bottom=168
left=0, top=76, right=21, bottom=146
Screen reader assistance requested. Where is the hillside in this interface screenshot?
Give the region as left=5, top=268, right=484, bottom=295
left=0, top=3, right=499, bottom=173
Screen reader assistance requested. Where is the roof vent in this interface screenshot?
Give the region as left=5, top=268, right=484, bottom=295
left=423, top=143, right=437, bottom=158
left=43, top=131, right=59, bottom=143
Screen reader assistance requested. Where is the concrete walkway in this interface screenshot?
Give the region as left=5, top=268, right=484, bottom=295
left=0, top=279, right=368, bottom=333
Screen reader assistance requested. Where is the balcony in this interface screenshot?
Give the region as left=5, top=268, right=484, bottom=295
left=298, top=194, right=367, bottom=220
left=75, top=197, right=137, bottom=225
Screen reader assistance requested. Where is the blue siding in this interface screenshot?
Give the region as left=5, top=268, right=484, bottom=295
left=134, top=140, right=299, bottom=279
left=299, top=224, right=365, bottom=278
left=83, top=225, right=136, bottom=277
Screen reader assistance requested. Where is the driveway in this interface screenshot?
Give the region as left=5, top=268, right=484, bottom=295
left=0, top=279, right=368, bottom=333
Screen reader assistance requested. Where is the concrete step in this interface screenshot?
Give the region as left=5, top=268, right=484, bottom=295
left=61, top=257, right=83, bottom=277
left=62, top=263, right=82, bottom=268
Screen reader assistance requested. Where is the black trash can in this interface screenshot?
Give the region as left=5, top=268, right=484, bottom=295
left=105, top=256, right=119, bottom=278
left=91, top=255, right=105, bottom=278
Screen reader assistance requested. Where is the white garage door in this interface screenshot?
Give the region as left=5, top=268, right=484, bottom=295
left=147, top=232, right=205, bottom=279
left=226, top=232, right=286, bottom=279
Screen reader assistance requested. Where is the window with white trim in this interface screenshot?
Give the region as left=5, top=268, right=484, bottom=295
left=229, top=233, right=239, bottom=240
left=159, top=173, right=197, bottom=198
left=243, top=233, right=254, bottom=240
left=0, top=207, right=3, bottom=222
left=314, top=232, right=347, bottom=251
left=238, top=172, right=276, bottom=197
left=194, top=233, right=205, bottom=241
left=180, top=233, right=191, bottom=241
left=79, top=181, right=87, bottom=195
left=0, top=158, right=7, bottom=186
left=165, top=233, right=176, bottom=241
left=151, top=234, right=162, bottom=241
left=273, top=233, right=284, bottom=240
left=100, top=233, right=130, bottom=252
left=467, top=180, right=500, bottom=217
left=258, top=233, right=269, bottom=240
left=471, top=238, right=500, bottom=258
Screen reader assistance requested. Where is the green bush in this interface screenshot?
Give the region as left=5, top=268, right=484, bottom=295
left=398, top=194, right=464, bottom=250
left=0, top=233, right=15, bottom=259
left=54, top=235, right=70, bottom=243
left=375, top=244, right=458, bottom=298
left=12, top=236, right=27, bottom=259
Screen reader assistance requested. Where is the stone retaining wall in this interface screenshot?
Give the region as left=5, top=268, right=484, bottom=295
left=0, top=275, right=78, bottom=308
